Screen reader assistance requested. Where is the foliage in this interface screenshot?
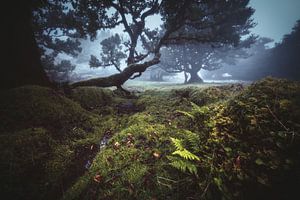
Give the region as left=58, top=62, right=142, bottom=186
left=69, top=0, right=254, bottom=87
left=70, top=87, right=114, bottom=111
left=0, top=85, right=127, bottom=199
left=159, top=41, right=253, bottom=83
left=170, top=77, right=300, bottom=199
left=89, top=34, right=127, bottom=72
left=33, top=1, right=82, bottom=83
left=1, top=78, right=300, bottom=200
left=168, top=137, right=200, bottom=175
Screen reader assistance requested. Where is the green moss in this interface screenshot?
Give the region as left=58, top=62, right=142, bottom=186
left=0, top=85, right=102, bottom=139
left=0, top=128, right=54, bottom=199
left=0, top=85, right=115, bottom=199
left=45, top=144, right=75, bottom=185
left=2, top=78, right=300, bottom=200
left=167, top=77, right=300, bottom=199
left=70, top=87, right=114, bottom=111
left=189, top=84, right=244, bottom=105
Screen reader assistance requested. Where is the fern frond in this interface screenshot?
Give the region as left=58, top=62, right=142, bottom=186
left=172, top=149, right=200, bottom=161
left=183, top=130, right=200, bottom=152
left=176, top=110, right=195, bottom=120
left=168, top=156, right=198, bottom=175
left=191, top=102, right=209, bottom=115
left=170, top=137, right=184, bottom=151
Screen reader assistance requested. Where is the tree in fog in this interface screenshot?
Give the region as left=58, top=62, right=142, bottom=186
left=159, top=41, right=252, bottom=83
left=2, top=0, right=255, bottom=89
left=201, top=37, right=274, bottom=80
left=89, top=34, right=126, bottom=73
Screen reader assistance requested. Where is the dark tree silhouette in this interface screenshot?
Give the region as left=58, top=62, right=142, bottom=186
left=2, top=1, right=50, bottom=89
left=271, top=20, right=300, bottom=80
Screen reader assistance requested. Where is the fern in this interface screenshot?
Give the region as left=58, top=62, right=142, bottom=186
left=172, top=149, right=200, bottom=161
left=191, top=102, right=209, bottom=115
left=169, top=137, right=200, bottom=175
left=170, top=137, right=184, bottom=150
left=176, top=110, right=195, bottom=120
left=183, top=130, right=201, bottom=152
left=168, top=156, right=198, bottom=175
left=177, top=102, right=209, bottom=121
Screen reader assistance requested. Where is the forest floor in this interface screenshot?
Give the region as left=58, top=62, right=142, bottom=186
left=0, top=77, right=299, bottom=200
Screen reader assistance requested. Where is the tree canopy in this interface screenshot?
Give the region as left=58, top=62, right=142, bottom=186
left=64, top=0, right=255, bottom=88
left=158, top=41, right=252, bottom=83
left=2, top=0, right=255, bottom=89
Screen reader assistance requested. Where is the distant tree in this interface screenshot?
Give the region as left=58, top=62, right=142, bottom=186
left=43, top=54, right=76, bottom=83
left=89, top=34, right=126, bottom=72
left=159, top=41, right=252, bottom=83
left=201, top=37, right=274, bottom=81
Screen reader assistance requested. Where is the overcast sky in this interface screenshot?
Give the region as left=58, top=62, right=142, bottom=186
left=250, top=0, right=300, bottom=46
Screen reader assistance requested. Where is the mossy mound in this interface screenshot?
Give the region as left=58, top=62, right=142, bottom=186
left=189, top=83, right=244, bottom=105
left=1, top=78, right=299, bottom=200
left=0, top=85, right=112, bottom=200
left=70, top=87, right=114, bottom=111
left=164, top=77, right=300, bottom=199
left=0, top=85, right=101, bottom=138
left=214, top=77, right=300, bottom=198
left=64, top=77, right=300, bottom=200
left=0, top=128, right=54, bottom=200
left=62, top=113, right=194, bottom=200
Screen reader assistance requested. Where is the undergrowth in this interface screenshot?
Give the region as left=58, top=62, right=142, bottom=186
left=1, top=77, right=299, bottom=200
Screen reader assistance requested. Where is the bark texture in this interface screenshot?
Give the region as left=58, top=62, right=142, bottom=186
left=71, top=54, right=160, bottom=88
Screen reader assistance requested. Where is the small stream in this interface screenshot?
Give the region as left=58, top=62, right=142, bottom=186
left=84, top=133, right=111, bottom=169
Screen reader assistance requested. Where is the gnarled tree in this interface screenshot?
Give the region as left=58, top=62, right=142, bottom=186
left=69, top=0, right=255, bottom=88
left=2, top=0, right=255, bottom=89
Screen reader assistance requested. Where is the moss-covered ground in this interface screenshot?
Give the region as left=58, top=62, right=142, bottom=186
left=0, top=77, right=299, bottom=200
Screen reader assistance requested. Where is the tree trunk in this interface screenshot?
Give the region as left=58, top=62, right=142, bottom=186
left=187, top=69, right=203, bottom=83
left=2, top=1, right=50, bottom=89
left=71, top=54, right=160, bottom=88
left=184, top=71, right=188, bottom=84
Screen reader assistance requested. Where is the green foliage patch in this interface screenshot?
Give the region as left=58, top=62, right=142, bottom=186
left=1, top=78, right=300, bottom=200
